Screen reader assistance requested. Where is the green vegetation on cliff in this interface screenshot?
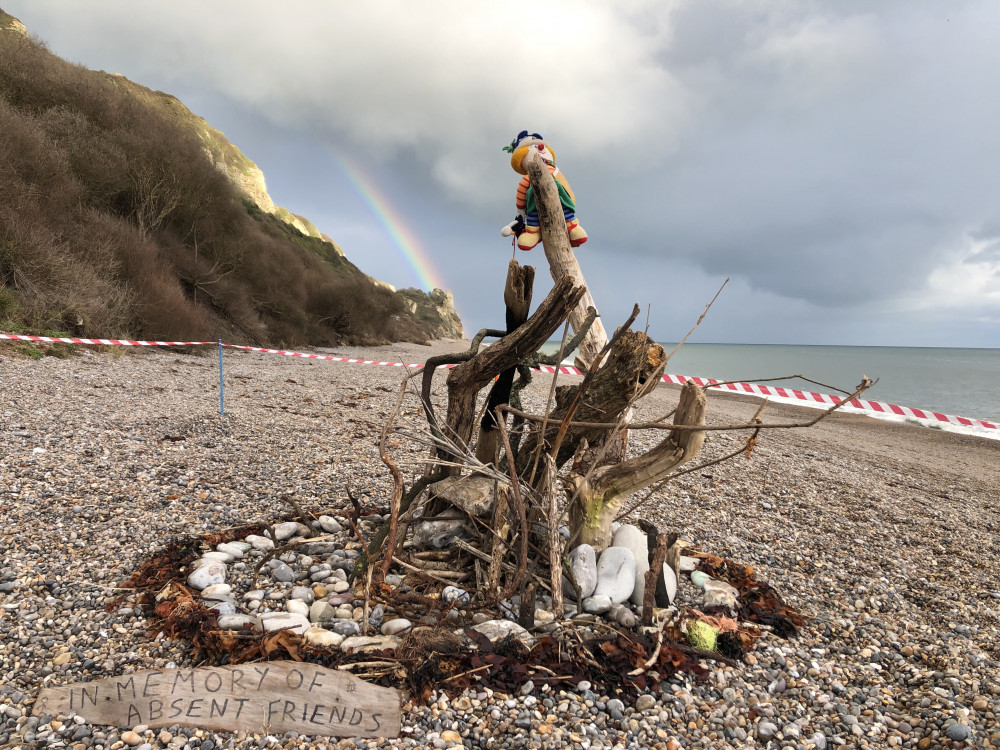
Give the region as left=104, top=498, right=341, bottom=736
left=0, top=25, right=446, bottom=346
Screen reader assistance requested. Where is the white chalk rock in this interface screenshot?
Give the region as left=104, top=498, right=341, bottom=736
left=679, top=555, right=699, bottom=572
left=217, top=614, right=261, bottom=631
left=187, top=561, right=226, bottom=591
left=200, top=583, right=232, bottom=600
left=612, top=524, right=650, bottom=607
left=259, top=612, right=311, bottom=636
left=272, top=521, right=311, bottom=541
left=216, top=542, right=245, bottom=559
left=340, top=635, right=402, bottom=653
left=380, top=618, right=413, bottom=636
left=564, top=544, right=598, bottom=599
left=690, top=570, right=711, bottom=589
left=285, top=599, right=310, bottom=617
left=318, top=515, right=343, bottom=534
left=593, top=546, right=637, bottom=604
left=471, top=619, right=534, bottom=646
left=704, top=579, right=739, bottom=608
left=200, top=550, right=235, bottom=564
left=246, top=534, right=275, bottom=551
left=304, top=627, right=342, bottom=648
left=657, top=563, right=677, bottom=606
left=582, top=595, right=613, bottom=614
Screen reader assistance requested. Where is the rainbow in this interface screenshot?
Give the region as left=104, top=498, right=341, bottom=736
left=330, top=150, right=444, bottom=291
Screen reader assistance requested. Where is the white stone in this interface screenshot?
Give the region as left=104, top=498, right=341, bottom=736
left=593, top=546, right=637, bottom=604
left=272, top=521, right=311, bottom=541
left=471, top=619, right=533, bottom=646
left=285, top=599, right=310, bottom=616
left=309, top=600, right=337, bottom=623
left=304, top=627, right=342, bottom=647
left=217, top=614, right=261, bottom=631
left=442, top=586, right=470, bottom=605
left=187, top=561, right=226, bottom=591
left=380, top=618, right=413, bottom=636
left=704, top=579, right=739, bottom=608
left=340, top=635, right=402, bottom=653
left=534, top=609, right=556, bottom=624
left=208, top=598, right=237, bottom=615
left=199, top=583, right=232, bottom=600
left=259, top=612, right=311, bottom=635
left=690, top=570, right=711, bottom=589
left=565, top=544, right=598, bottom=599
left=216, top=543, right=245, bottom=559
left=332, top=580, right=350, bottom=594
left=612, top=524, right=649, bottom=607
left=318, top=515, right=343, bottom=534
left=246, top=534, right=275, bottom=551
left=660, top=564, right=678, bottom=606
left=582, top=595, right=613, bottom=614
left=609, top=603, right=637, bottom=628
left=428, top=474, right=497, bottom=517
left=200, top=550, right=235, bottom=564
left=679, top=555, right=699, bottom=572
left=226, top=541, right=252, bottom=553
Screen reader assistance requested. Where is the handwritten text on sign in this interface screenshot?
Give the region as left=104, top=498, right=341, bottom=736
left=34, top=662, right=400, bottom=738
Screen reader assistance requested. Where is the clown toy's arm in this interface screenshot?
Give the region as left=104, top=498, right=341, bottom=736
left=515, top=174, right=531, bottom=212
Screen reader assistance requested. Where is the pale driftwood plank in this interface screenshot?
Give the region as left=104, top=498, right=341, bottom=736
left=34, top=661, right=400, bottom=739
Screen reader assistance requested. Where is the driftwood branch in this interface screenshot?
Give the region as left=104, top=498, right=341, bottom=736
left=526, top=153, right=609, bottom=369
left=543, top=455, right=564, bottom=618
left=474, top=261, right=534, bottom=465
left=643, top=532, right=669, bottom=626
left=515, top=325, right=664, bottom=478
left=443, top=274, right=586, bottom=461
left=567, top=381, right=707, bottom=549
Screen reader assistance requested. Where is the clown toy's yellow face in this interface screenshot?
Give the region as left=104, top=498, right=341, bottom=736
left=510, top=141, right=557, bottom=175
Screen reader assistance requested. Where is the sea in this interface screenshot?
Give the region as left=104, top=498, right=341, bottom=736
left=540, top=343, right=1000, bottom=441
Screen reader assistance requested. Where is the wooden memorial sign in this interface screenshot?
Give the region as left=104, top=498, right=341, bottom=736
left=34, top=662, right=400, bottom=739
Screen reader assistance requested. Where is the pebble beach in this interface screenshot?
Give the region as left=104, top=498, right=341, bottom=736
left=1, top=339, right=999, bottom=750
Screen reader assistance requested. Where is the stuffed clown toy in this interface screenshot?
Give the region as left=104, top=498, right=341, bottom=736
left=501, top=131, right=587, bottom=251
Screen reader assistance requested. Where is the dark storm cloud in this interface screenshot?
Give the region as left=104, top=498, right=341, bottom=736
left=4, top=0, right=998, bottom=345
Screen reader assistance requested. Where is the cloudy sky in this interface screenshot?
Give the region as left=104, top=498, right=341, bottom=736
left=7, top=1, right=1000, bottom=347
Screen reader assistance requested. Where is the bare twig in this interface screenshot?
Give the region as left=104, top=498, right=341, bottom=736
left=379, top=375, right=409, bottom=579
left=495, top=417, right=530, bottom=601
left=502, top=376, right=875, bottom=434
left=543, top=455, right=564, bottom=618
left=391, top=556, right=470, bottom=586
left=663, top=278, right=729, bottom=363
left=281, top=494, right=315, bottom=536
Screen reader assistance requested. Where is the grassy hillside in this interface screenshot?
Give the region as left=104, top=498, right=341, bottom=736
left=0, top=26, right=439, bottom=346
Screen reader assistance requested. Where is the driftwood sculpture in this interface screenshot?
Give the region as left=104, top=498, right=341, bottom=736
left=361, top=150, right=874, bottom=629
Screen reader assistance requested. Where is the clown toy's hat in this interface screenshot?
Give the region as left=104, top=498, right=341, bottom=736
left=502, top=130, right=554, bottom=174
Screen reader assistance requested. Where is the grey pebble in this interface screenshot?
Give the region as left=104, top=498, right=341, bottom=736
left=946, top=723, right=971, bottom=741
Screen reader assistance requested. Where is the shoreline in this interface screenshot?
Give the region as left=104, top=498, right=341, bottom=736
left=1, top=342, right=998, bottom=749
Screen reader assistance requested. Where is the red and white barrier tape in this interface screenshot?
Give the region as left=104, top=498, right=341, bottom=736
left=3, top=332, right=996, bottom=432
left=0, top=333, right=215, bottom=346
left=536, top=365, right=998, bottom=431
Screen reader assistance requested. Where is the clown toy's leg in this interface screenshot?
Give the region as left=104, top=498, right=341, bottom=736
left=516, top=225, right=541, bottom=251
